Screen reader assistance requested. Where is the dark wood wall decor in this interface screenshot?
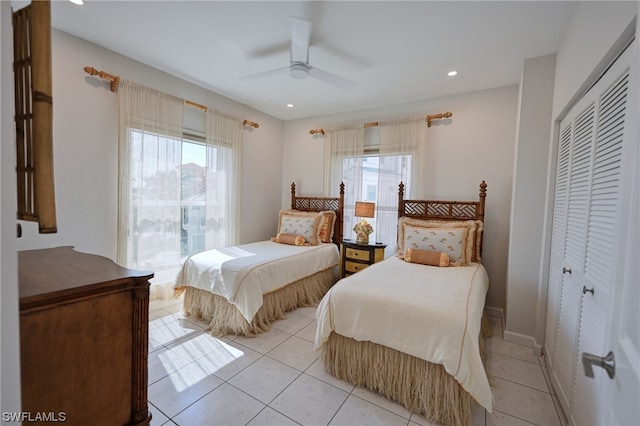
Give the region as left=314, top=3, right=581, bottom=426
left=13, top=0, right=57, bottom=233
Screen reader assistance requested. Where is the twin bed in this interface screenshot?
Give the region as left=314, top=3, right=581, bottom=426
left=175, top=180, right=491, bottom=425
left=315, top=181, right=491, bottom=426
left=174, top=182, right=344, bottom=336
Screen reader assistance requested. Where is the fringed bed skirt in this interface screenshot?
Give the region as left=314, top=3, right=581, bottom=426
left=182, top=267, right=338, bottom=337
left=320, top=313, right=492, bottom=426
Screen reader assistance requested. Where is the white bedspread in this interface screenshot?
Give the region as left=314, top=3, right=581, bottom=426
left=315, top=255, right=492, bottom=412
left=175, top=241, right=339, bottom=322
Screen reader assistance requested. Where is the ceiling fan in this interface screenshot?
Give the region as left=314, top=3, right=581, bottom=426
left=239, top=17, right=356, bottom=89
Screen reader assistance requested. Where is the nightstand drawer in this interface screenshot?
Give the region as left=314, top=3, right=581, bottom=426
left=339, top=240, right=387, bottom=279
left=345, top=261, right=368, bottom=273
left=345, top=247, right=370, bottom=262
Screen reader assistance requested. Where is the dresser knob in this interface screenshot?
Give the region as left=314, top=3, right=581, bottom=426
left=583, top=286, right=595, bottom=295
left=563, top=267, right=572, bottom=274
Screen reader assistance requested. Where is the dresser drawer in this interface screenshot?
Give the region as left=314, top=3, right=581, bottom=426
left=345, top=247, right=370, bottom=262
left=345, top=261, right=369, bottom=274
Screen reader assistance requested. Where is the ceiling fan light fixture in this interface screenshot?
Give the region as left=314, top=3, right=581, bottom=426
left=290, top=62, right=309, bottom=79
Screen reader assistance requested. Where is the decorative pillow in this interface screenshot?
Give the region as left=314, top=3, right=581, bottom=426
left=405, top=248, right=450, bottom=267
left=473, top=220, right=483, bottom=262
left=271, top=233, right=307, bottom=246
left=397, top=217, right=478, bottom=265
left=401, top=225, right=469, bottom=264
left=277, top=210, right=323, bottom=245
left=318, top=210, right=337, bottom=243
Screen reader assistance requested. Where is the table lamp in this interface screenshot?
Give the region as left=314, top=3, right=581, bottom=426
left=353, top=201, right=375, bottom=244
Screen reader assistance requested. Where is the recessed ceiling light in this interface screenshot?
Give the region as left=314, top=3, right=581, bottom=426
left=447, top=70, right=458, bottom=77
left=286, top=104, right=294, bottom=108
left=69, top=0, right=84, bottom=5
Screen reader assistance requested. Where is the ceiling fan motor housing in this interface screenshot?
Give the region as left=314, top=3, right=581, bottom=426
left=289, top=62, right=309, bottom=79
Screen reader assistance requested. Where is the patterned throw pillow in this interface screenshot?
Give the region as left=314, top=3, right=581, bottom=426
left=277, top=210, right=323, bottom=245
left=401, top=225, right=469, bottom=265
left=397, top=217, right=478, bottom=265
left=318, top=211, right=337, bottom=243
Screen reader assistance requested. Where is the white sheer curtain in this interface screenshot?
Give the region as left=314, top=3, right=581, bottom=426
left=204, top=110, right=242, bottom=249
left=324, top=127, right=365, bottom=240
left=376, top=118, right=427, bottom=252
left=117, top=80, right=185, bottom=299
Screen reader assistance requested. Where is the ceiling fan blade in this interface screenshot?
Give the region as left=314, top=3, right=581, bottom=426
left=238, top=66, right=289, bottom=81
left=308, top=66, right=356, bottom=89
left=245, top=42, right=290, bottom=60
left=290, top=16, right=311, bottom=63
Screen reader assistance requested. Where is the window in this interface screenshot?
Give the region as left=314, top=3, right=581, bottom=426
left=325, top=119, right=425, bottom=253
left=181, top=139, right=207, bottom=258
left=342, top=152, right=413, bottom=245
left=118, top=81, right=242, bottom=300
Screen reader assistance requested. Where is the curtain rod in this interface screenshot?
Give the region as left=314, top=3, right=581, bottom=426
left=308, top=112, right=453, bottom=135
left=83, top=66, right=260, bottom=128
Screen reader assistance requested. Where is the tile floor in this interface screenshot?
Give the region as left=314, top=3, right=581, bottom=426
left=147, top=299, right=568, bottom=426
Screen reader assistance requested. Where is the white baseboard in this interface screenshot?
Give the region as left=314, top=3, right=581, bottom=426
left=484, top=305, right=503, bottom=319
left=504, top=329, right=543, bottom=356
left=485, top=306, right=543, bottom=355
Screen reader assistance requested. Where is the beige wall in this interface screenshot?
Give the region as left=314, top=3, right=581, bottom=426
left=506, top=54, right=556, bottom=351
left=15, top=29, right=286, bottom=257
left=282, top=86, right=519, bottom=311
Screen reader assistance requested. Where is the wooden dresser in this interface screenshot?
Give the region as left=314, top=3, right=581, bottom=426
left=340, top=239, right=387, bottom=278
left=19, top=247, right=153, bottom=426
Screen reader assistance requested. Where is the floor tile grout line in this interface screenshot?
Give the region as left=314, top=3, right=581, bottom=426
left=148, top=401, right=172, bottom=425
left=491, top=408, right=538, bottom=425
left=349, top=393, right=413, bottom=422
left=489, top=374, right=553, bottom=395
left=485, top=348, right=545, bottom=366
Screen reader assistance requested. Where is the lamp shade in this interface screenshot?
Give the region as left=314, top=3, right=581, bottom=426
left=354, top=201, right=375, bottom=218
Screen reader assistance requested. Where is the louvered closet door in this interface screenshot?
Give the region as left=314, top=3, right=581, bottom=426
left=546, top=43, right=632, bottom=426
left=571, top=54, right=630, bottom=426
left=544, top=123, right=571, bottom=371
left=550, top=100, right=595, bottom=411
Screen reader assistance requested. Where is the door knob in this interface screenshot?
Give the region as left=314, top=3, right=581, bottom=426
left=582, top=351, right=615, bottom=379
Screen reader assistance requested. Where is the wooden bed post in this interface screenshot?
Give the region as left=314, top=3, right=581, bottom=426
left=397, top=182, right=405, bottom=220
left=337, top=182, right=345, bottom=243
left=289, top=181, right=345, bottom=244
left=478, top=180, right=487, bottom=222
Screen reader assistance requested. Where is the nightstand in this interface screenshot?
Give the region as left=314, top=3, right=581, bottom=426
left=340, top=239, right=387, bottom=278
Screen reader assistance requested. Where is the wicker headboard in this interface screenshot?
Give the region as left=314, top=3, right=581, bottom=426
left=398, top=180, right=487, bottom=258
left=291, top=182, right=345, bottom=244
left=398, top=181, right=487, bottom=222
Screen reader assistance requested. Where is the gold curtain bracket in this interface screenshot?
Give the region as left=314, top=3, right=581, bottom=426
left=426, top=112, right=453, bottom=127
left=83, top=66, right=120, bottom=92
left=309, top=128, right=325, bottom=135
left=243, top=119, right=259, bottom=128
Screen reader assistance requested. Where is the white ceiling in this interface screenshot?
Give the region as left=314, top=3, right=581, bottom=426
left=39, top=1, right=579, bottom=120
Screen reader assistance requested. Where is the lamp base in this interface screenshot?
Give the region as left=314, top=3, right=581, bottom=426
left=356, top=235, right=370, bottom=244
left=353, top=219, right=373, bottom=245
